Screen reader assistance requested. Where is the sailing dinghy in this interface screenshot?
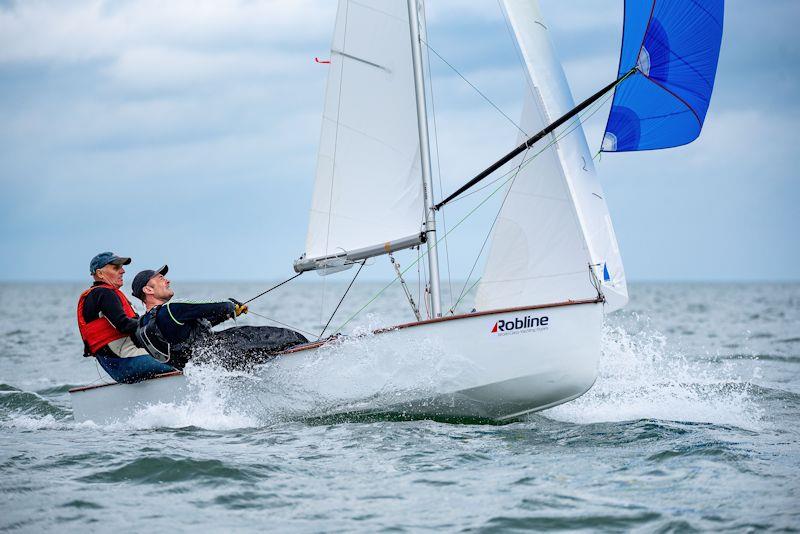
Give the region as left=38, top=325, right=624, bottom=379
left=70, top=0, right=724, bottom=423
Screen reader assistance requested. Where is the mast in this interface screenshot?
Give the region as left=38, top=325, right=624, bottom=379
left=406, top=0, right=442, bottom=317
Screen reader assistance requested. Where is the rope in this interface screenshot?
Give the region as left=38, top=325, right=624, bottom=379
left=242, top=272, right=303, bottom=305
left=318, top=260, right=365, bottom=340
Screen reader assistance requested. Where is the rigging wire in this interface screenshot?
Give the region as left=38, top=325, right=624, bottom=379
left=421, top=38, right=527, bottom=137
left=417, top=245, right=422, bottom=318
left=318, top=260, right=365, bottom=340
left=420, top=22, right=531, bottom=312
left=327, top=87, right=615, bottom=336
left=450, top=142, right=531, bottom=313
left=450, top=276, right=483, bottom=312
left=422, top=8, right=454, bottom=312
left=421, top=245, right=429, bottom=319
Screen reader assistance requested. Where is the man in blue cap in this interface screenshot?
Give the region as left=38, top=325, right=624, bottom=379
left=77, top=252, right=176, bottom=383
left=132, top=265, right=307, bottom=370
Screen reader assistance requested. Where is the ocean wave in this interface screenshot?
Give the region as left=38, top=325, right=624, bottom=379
left=0, top=384, right=70, bottom=423
left=77, top=457, right=263, bottom=485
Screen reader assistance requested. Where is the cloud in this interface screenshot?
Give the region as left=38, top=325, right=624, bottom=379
left=0, top=0, right=798, bottom=281
left=0, top=0, right=334, bottom=63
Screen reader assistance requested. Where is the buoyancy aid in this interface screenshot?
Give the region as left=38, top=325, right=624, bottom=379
left=134, top=305, right=214, bottom=363
left=77, top=283, right=137, bottom=355
left=134, top=306, right=171, bottom=363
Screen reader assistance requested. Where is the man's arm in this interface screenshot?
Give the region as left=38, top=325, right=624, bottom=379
left=162, top=301, right=236, bottom=328
left=95, top=288, right=139, bottom=334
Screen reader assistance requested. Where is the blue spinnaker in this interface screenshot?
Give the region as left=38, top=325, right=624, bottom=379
left=601, top=0, right=724, bottom=153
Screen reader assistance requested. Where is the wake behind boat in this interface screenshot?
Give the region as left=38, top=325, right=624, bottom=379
left=70, top=0, right=724, bottom=424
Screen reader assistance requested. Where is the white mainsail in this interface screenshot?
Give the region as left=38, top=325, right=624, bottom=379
left=475, top=0, right=628, bottom=312
left=303, top=0, right=426, bottom=264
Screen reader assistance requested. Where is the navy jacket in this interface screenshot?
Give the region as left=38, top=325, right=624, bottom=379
left=141, top=301, right=236, bottom=345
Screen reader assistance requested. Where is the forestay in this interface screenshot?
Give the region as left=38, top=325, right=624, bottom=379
left=302, top=0, right=425, bottom=268
left=475, top=0, right=629, bottom=313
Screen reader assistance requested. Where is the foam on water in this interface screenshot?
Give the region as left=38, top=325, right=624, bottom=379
left=107, top=364, right=260, bottom=430
left=3, top=413, right=67, bottom=430
left=95, top=311, right=765, bottom=431
left=247, top=313, right=481, bottom=418
left=545, top=315, right=764, bottom=430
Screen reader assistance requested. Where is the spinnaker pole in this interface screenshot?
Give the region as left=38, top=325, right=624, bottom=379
left=407, top=0, right=442, bottom=317
left=434, top=67, right=637, bottom=211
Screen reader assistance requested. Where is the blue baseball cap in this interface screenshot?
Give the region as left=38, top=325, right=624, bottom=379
left=90, top=252, right=131, bottom=275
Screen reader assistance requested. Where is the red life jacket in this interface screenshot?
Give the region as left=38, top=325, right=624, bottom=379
left=77, top=283, right=137, bottom=354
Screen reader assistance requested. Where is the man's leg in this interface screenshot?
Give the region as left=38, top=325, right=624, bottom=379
left=201, top=326, right=309, bottom=368
left=95, top=355, right=177, bottom=383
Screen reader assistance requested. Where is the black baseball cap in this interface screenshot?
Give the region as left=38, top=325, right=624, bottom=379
left=132, top=265, right=169, bottom=301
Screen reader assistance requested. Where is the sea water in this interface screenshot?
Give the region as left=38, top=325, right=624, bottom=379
left=1, top=282, right=798, bottom=531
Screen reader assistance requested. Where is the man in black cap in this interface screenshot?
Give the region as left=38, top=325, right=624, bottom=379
left=132, top=265, right=307, bottom=370
left=77, top=252, right=176, bottom=383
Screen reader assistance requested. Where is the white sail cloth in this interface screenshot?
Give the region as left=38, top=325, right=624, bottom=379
left=476, top=0, right=628, bottom=313
left=304, top=0, right=425, bottom=262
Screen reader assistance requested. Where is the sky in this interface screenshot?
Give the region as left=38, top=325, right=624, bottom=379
left=0, top=0, right=797, bottom=283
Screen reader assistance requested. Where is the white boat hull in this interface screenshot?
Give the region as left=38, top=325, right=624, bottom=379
left=279, top=300, right=603, bottom=420
left=70, top=372, right=188, bottom=424
left=70, top=301, right=602, bottom=423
